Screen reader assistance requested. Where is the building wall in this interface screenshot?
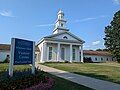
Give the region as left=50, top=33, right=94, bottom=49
left=72, top=45, right=80, bottom=62
left=46, top=43, right=58, bottom=62
left=84, top=55, right=113, bottom=62
left=0, top=51, right=10, bottom=62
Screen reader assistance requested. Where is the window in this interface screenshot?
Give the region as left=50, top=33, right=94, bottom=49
left=101, top=58, right=103, bottom=61
left=106, top=58, right=108, bottom=61
left=112, top=58, right=114, bottom=61
left=49, top=47, right=52, bottom=60
left=6, top=55, right=10, bottom=58
left=95, top=58, right=97, bottom=61
left=72, top=48, right=76, bottom=60
left=35, top=54, right=37, bottom=61
left=35, top=54, right=37, bottom=58
left=63, top=36, right=68, bottom=39
left=61, top=15, right=63, bottom=19
left=61, top=48, right=65, bottom=60
left=61, top=23, right=63, bottom=27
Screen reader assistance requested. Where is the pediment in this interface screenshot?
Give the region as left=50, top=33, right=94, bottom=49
left=44, top=32, right=85, bottom=43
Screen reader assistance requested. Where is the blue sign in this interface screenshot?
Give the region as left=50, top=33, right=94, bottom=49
left=14, top=38, right=34, bottom=65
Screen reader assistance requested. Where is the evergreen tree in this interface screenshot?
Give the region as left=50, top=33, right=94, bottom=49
left=104, top=10, right=120, bottom=62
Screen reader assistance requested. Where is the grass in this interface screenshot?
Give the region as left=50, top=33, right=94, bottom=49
left=0, top=63, right=92, bottom=90
left=43, top=62, right=120, bottom=84
left=0, top=63, right=31, bottom=75
left=45, top=73, right=92, bottom=90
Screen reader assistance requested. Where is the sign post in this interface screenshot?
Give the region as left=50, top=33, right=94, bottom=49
left=9, top=38, right=15, bottom=77
left=32, top=41, right=35, bottom=74
left=9, top=38, right=35, bottom=77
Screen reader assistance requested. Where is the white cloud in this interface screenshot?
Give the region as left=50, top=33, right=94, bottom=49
left=113, top=0, right=120, bottom=4
left=75, top=15, right=107, bottom=23
left=0, top=10, right=14, bottom=17
left=35, top=23, right=54, bottom=27
left=75, top=17, right=96, bottom=22
left=83, top=45, right=91, bottom=48
left=92, top=40, right=100, bottom=46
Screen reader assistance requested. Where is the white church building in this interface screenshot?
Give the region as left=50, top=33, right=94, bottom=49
left=37, top=10, right=85, bottom=63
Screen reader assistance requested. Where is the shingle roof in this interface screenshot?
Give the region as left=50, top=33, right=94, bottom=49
left=0, top=44, right=10, bottom=51
left=0, top=44, right=40, bottom=52
left=83, top=50, right=112, bottom=56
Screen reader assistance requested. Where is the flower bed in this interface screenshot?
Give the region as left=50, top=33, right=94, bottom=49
left=25, top=77, right=55, bottom=90
left=0, top=68, right=55, bottom=90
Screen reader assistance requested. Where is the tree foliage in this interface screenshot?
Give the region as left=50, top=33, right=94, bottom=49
left=96, top=48, right=109, bottom=51
left=104, top=10, right=120, bottom=62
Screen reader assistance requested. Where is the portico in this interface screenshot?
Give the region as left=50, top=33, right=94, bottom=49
left=39, top=41, right=83, bottom=63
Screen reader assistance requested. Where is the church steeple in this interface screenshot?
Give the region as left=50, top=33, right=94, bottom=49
left=53, top=10, right=69, bottom=34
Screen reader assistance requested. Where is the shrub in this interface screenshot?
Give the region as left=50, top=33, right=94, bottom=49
left=64, top=60, right=69, bottom=63
left=84, top=57, right=93, bottom=63
left=3, top=58, right=9, bottom=63
left=0, top=68, right=55, bottom=90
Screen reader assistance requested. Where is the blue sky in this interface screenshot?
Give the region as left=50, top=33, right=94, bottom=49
left=0, top=0, right=120, bottom=50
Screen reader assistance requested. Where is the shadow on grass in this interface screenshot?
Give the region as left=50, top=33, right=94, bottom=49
left=73, top=72, right=120, bottom=84
left=44, top=72, right=93, bottom=90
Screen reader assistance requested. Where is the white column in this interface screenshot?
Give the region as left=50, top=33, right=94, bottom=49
left=57, top=43, right=60, bottom=61
left=36, top=53, right=39, bottom=62
left=81, top=44, right=84, bottom=63
left=70, top=44, right=72, bottom=63
left=47, top=46, right=49, bottom=61
left=41, top=46, right=43, bottom=62
left=79, top=45, right=81, bottom=62
left=41, top=42, right=46, bottom=63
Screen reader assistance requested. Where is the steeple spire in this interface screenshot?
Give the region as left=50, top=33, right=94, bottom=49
left=53, top=10, right=69, bottom=34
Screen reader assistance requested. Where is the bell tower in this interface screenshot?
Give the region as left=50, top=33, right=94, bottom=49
left=53, top=10, right=69, bottom=34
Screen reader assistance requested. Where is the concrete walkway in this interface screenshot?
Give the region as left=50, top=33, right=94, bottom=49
left=36, top=64, right=120, bottom=90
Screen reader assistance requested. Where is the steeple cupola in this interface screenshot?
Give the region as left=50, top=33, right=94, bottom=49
left=53, top=10, right=69, bottom=34
left=58, top=10, right=64, bottom=20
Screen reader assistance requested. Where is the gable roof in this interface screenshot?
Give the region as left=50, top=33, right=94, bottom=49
left=37, top=31, right=85, bottom=45
left=83, top=50, right=112, bottom=56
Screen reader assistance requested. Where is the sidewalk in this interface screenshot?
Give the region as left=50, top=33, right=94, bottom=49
left=36, top=64, right=120, bottom=90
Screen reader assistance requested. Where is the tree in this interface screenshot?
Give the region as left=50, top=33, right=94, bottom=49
left=96, top=48, right=109, bottom=51
left=104, top=10, right=120, bottom=62
left=96, top=49, right=103, bottom=51
left=102, top=48, right=109, bottom=51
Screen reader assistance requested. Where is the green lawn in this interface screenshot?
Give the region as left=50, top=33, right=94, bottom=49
left=45, top=73, right=92, bottom=90
left=0, top=63, right=92, bottom=90
left=43, top=62, right=120, bottom=84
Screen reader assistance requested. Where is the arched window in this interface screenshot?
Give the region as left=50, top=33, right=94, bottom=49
left=63, top=36, right=68, bottom=39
